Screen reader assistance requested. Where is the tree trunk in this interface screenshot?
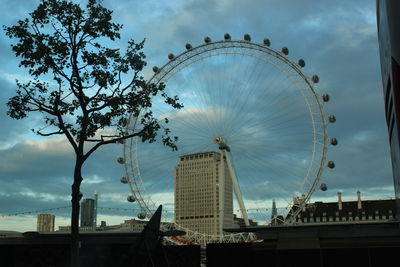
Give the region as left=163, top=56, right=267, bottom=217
left=71, top=158, right=83, bottom=267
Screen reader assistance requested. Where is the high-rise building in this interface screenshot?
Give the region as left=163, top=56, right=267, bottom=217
left=37, top=214, right=55, bottom=232
left=174, top=151, right=233, bottom=236
left=81, top=198, right=95, bottom=227
left=376, top=0, right=400, bottom=216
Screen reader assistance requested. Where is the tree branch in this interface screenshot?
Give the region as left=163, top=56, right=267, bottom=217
left=36, top=129, right=64, bottom=136
left=83, top=128, right=147, bottom=162
left=21, top=85, right=57, bottom=116
left=51, top=22, right=70, bottom=47
left=87, top=71, right=137, bottom=113
left=118, top=70, right=138, bottom=93
left=123, top=71, right=139, bottom=94
left=85, top=135, right=119, bottom=142
left=52, top=93, right=79, bottom=153
left=88, top=86, right=105, bottom=102
left=57, top=113, right=78, bottom=153
left=26, top=100, right=56, bottom=115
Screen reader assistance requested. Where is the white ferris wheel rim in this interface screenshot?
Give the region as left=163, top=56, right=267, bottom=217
left=122, top=37, right=330, bottom=244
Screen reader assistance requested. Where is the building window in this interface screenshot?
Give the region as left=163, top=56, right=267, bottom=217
left=348, top=211, right=353, bottom=221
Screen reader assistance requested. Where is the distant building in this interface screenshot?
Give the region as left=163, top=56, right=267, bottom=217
left=59, top=218, right=172, bottom=232
left=81, top=198, right=95, bottom=227
left=377, top=0, right=400, bottom=216
left=271, top=199, right=278, bottom=218
left=174, top=151, right=234, bottom=237
left=270, top=199, right=285, bottom=225
left=293, top=191, right=396, bottom=224
left=37, top=214, right=55, bottom=232
left=58, top=225, right=99, bottom=232
left=119, top=218, right=149, bottom=231
left=119, top=219, right=172, bottom=232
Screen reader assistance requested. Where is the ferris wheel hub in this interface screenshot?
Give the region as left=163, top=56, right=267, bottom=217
left=215, top=136, right=231, bottom=152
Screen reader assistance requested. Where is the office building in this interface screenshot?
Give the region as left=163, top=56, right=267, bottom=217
left=174, top=151, right=234, bottom=236
left=81, top=198, right=95, bottom=227
left=37, top=214, right=55, bottom=232
left=377, top=0, right=400, bottom=215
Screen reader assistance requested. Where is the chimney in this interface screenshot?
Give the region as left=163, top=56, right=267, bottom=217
left=357, top=190, right=362, bottom=210
left=338, top=191, right=343, bottom=210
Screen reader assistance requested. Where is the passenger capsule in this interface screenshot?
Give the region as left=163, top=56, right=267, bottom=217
left=152, top=66, right=159, bottom=73
left=244, top=33, right=251, bottom=41
left=320, top=183, right=328, bottom=191
left=224, top=33, right=231, bottom=40
left=329, top=115, right=336, bottom=123
left=263, top=38, right=271, bottom=46
left=120, top=177, right=129, bottom=184
left=312, top=75, right=319, bottom=83
left=322, top=94, right=330, bottom=102
left=327, top=161, right=335, bottom=169
left=204, top=36, right=211, bottom=43
left=282, top=47, right=289, bottom=55
left=185, top=43, right=192, bottom=50
left=330, top=138, right=338, bottom=146
left=298, top=59, right=305, bottom=68
left=168, top=53, right=175, bottom=60
left=127, top=195, right=136, bottom=202
left=138, top=212, right=146, bottom=219
left=117, top=157, right=125, bottom=164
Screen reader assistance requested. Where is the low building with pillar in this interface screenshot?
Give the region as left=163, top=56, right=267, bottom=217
left=292, top=191, right=396, bottom=224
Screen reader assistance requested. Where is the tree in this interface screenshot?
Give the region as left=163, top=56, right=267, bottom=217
left=4, top=0, right=182, bottom=266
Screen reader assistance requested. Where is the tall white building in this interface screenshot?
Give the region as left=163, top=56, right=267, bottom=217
left=174, top=151, right=233, bottom=236
left=37, top=214, right=55, bottom=232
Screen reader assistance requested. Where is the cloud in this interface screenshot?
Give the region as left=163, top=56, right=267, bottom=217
left=0, top=79, right=36, bottom=148
left=0, top=137, right=73, bottom=179
left=0, top=135, right=130, bottom=210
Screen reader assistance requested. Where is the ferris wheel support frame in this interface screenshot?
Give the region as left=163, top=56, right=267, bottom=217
left=216, top=135, right=250, bottom=226
left=218, top=152, right=226, bottom=240
left=222, top=150, right=250, bottom=226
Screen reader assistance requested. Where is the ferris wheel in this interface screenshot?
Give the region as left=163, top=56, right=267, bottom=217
left=118, top=33, right=337, bottom=245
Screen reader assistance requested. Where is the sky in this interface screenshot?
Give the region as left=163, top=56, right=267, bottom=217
left=0, top=0, right=395, bottom=232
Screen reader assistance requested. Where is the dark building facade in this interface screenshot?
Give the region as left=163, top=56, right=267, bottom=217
left=377, top=0, right=400, bottom=215
left=81, top=198, right=95, bottom=227
left=292, top=191, right=396, bottom=224
left=219, top=221, right=400, bottom=267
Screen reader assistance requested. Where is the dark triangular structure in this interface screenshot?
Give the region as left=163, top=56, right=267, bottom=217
left=136, top=205, right=162, bottom=257
left=123, top=205, right=163, bottom=266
